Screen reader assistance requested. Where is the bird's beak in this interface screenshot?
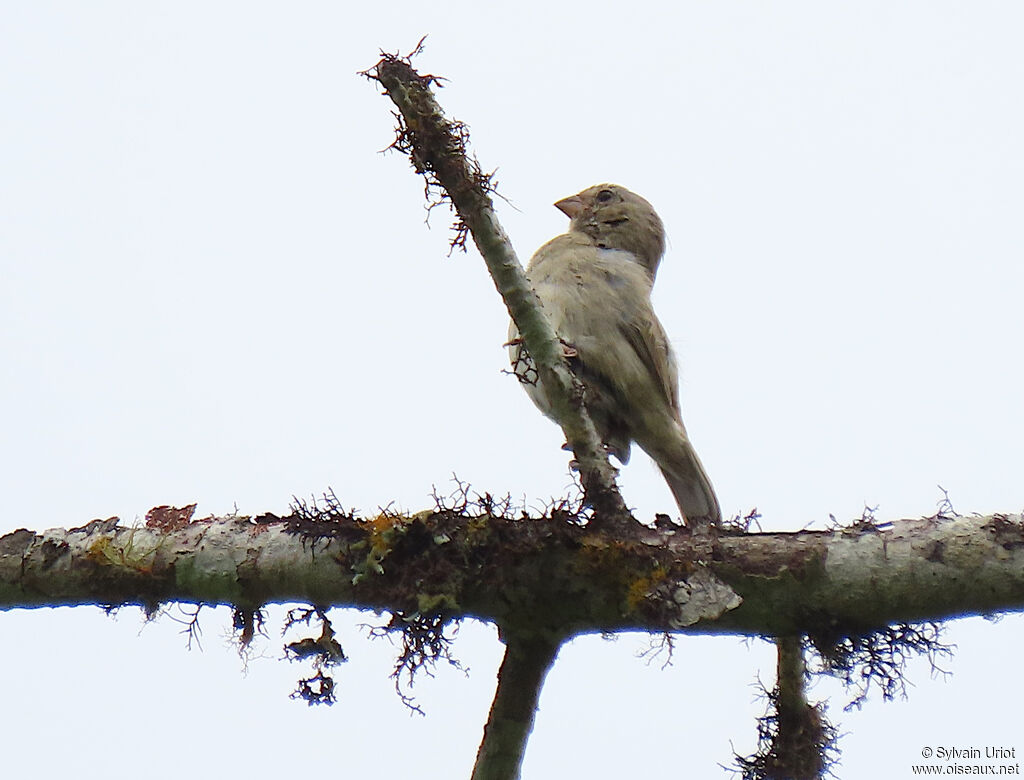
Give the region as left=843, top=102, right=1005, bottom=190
left=554, top=195, right=585, bottom=219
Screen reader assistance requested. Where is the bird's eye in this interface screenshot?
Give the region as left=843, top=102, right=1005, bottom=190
left=603, top=218, right=629, bottom=227
left=596, top=189, right=615, bottom=203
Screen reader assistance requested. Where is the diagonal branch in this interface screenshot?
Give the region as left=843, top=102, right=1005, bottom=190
left=364, top=47, right=632, bottom=531
left=471, top=632, right=561, bottom=780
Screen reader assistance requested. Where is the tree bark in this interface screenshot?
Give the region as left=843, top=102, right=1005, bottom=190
left=3, top=511, right=1023, bottom=636
left=471, top=631, right=560, bottom=780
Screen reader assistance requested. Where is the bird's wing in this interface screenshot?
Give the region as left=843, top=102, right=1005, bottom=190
left=617, top=307, right=681, bottom=419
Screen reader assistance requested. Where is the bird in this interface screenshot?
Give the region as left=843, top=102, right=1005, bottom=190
left=508, top=183, right=721, bottom=527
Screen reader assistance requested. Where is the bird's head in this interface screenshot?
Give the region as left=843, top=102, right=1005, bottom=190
left=555, top=183, right=666, bottom=278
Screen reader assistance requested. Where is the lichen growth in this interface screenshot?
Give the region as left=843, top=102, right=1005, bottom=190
left=85, top=527, right=163, bottom=573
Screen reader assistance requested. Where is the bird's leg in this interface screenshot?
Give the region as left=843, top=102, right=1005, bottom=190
left=502, top=336, right=576, bottom=358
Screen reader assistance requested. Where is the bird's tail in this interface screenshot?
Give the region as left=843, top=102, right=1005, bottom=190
left=653, top=431, right=721, bottom=528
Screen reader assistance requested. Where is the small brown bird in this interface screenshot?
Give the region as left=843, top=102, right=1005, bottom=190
left=509, top=184, right=721, bottom=526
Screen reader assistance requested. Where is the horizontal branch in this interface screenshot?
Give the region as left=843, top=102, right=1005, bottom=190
left=2, top=510, right=1022, bottom=636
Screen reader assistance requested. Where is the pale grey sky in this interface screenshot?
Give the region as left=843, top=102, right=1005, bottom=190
left=2, top=3, right=1022, bottom=778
